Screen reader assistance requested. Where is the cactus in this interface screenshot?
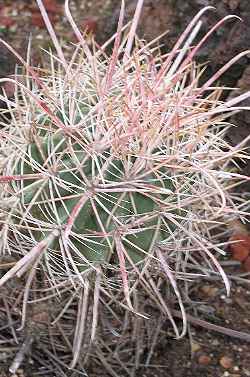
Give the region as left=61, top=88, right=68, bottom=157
left=0, top=0, right=250, bottom=374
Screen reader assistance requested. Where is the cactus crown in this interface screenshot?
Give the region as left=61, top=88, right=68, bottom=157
left=0, top=0, right=250, bottom=372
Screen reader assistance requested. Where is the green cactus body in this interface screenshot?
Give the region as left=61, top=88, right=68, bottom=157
left=13, top=122, right=176, bottom=270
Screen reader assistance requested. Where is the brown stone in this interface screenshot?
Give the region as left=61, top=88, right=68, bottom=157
left=219, top=356, right=233, bottom=369
left=198, top=355, right=211, bottom=365
left=243, top=256, right=250, bottom=272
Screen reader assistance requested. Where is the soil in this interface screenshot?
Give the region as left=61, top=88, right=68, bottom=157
left=0, top=1, right=250, bottom=377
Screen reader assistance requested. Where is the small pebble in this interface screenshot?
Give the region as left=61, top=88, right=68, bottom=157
left=191, top=342, right=201, bottom=353
left=211, top=339, right=220, bottom=346
left=201, top=285, right=219, bottom=297
left=198, top=354, right=211, bottom=365
left=220, top=356, right=233, bottom=369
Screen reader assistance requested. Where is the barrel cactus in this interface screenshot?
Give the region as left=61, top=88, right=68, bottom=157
left=0, top=0, right=249, bottom=374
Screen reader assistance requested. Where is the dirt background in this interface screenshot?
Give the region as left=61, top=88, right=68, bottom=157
left=0, top=1, right=250, bottom=376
